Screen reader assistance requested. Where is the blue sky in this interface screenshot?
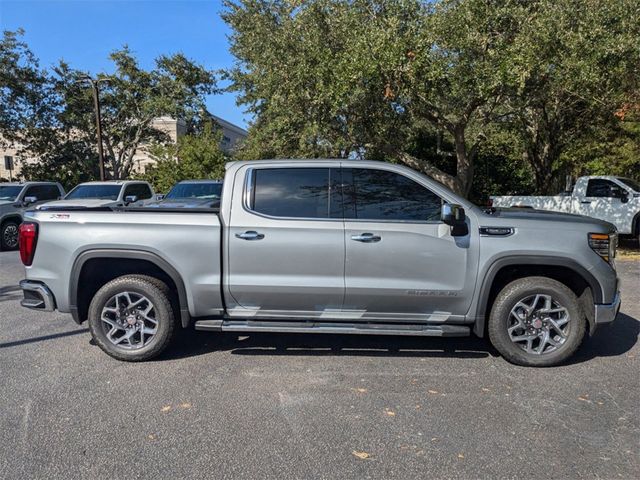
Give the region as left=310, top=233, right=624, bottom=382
left=0, top=0, right=249, bottom=129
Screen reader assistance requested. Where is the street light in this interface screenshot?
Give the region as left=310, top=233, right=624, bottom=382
left=77, top=76, right=109, bottom=181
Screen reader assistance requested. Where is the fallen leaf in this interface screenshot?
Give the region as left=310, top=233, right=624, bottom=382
left=597, top=401, right=604, bottom=405
left=161, top=405, right=172, bottom=412
left=384, top=408, right=396, bottom=416
left=458, top=453, right=465, bottom=459
left=147, top=434, right=156, bottom=440
left=415, top=404, right=421, bottom=409
left=353, top=388, right=368, bottom=393
left=578, top=396, right=590, bottom=402
left=352, top=450, right=370, bottom=460
left=428, top=390, right=439, bottom=394
left=482, top=388, right=490, bottom=392
left=179, top=402, right=192, bottom=409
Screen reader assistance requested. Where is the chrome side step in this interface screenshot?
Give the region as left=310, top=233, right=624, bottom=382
left=194, top=319, right=470, bottom=337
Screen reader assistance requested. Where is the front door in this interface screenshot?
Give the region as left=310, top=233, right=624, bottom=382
left=226, top=166, right=345, bottom=319
left=342, top=167, right=477, bottom=323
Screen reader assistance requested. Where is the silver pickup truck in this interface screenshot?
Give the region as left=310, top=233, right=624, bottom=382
left=18, top=160, right=621, bottom=367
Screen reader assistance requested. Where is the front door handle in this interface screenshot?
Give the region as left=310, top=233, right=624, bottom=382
left=351, top=233, right=381, bottom=243
left=236, top=230, right=265, bottom=241
left=581, top=201, right=592, bottom=204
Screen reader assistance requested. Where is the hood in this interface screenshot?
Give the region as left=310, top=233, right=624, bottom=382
left=145, top=198, right=220, bottom=209
left=0, top=200, right=15, bottom=208
left=482, top=207, right=616, bottom=231
left=38, top=198, right=121, bottom=208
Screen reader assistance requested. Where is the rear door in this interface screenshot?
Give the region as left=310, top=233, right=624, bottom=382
left=342, top=167, right=477, bottom=323
left=226, top=165, right=345, bottom=318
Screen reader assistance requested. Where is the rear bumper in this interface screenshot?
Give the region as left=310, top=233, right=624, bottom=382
left=19, top=280, right=56, bottom=311
left=594, top=291, right=621, bottom=325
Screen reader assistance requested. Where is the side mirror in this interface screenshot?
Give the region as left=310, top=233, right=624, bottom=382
left=23, top=196, right=38, bottom=206
left=156, top=194, right=165, bottom=201
left=124, top=195, right=138, bottom=205
left=620, top=191, right=629, bottom=203
left=441, top=203, right=468, bottom=237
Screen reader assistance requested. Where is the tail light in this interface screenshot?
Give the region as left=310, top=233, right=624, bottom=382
left=588, top=232, right=616, bottom=265
left=19, top=222, right=38, bottom=266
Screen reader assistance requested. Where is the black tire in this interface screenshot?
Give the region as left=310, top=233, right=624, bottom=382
left=1, top=219, right=20, bottom=251
left=488, top=276, right=586, bottom=367
left=88, top=275, right=177, bottom=361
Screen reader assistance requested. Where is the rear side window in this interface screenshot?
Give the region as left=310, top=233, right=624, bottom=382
left=24, top=184, right=61, bottom=201
left=249, top=168, right=341, bottom=218
left=343, top=168, right=442, bottom=222
left=124, top=183, right=153, bottom=200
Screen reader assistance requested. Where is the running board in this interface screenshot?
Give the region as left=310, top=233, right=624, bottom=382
left=194, top=319, right=470, bottom=337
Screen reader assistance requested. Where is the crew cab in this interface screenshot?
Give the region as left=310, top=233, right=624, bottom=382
left=18, top=160, right=621, bottom=367
left=0, top=181, right=64, bottom=250
left=40, top=180, right=155, bottom=209
left=491, top=176, right=640, bottom=242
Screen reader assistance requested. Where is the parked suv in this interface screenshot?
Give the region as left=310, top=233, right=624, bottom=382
left=0, top=181, right=64, bottom=250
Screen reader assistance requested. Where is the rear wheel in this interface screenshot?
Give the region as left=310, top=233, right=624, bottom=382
left=488, top=277, right=586, bottom=367
left=88, top=275, right=177, bottom=361
left=1, top=220, right=20, bottom=251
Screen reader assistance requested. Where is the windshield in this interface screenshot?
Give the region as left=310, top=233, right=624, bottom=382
left=165, top=182, right=222, bottom=200
left=0, top=185, right=22, bottom=201
left=617, top=177, right=640, bottom=192
left=65, top=185, right=122, bottom=200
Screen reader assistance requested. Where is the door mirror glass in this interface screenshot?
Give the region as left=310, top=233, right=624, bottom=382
left=124, top=195, right=138, bottom=205
left=23, top=196, right=38, bottom=206
left=441, top=203, right=468, bottom=236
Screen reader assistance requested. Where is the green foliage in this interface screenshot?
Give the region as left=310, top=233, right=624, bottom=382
left=18, top=140, right=100, bottom=191
left=140, top=123, right=228, bottom=193
left=223, top=0, right=639, bottom=197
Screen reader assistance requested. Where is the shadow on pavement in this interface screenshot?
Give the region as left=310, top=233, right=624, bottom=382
left=160, top=312, right=640, bottom=365
left=0, top=328, right=89, bottom=349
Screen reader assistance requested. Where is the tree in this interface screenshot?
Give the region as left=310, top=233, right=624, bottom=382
left=52, top=47, right=218, bottom=179
left=223, top=0, right=527, bottom=196
left=503, top=0, right=640, bottom=193
left=0, top=29, right=53, bottom=146
left=141, top=122, right=228, bottom=193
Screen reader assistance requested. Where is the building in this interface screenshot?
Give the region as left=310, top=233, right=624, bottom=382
left=1, top=114, right=248, bottom=180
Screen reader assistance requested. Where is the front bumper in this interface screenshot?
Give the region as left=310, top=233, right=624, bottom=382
left=594, top=291, right=621, bottom=325
left=19, top=280, right=56, bottom=311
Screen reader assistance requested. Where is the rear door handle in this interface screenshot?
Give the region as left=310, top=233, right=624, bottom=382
left=351, top=233, right=381, bottom=243
left=581, top=201, right=592, bottom=204
left=235, top=230, right=264, bottom=240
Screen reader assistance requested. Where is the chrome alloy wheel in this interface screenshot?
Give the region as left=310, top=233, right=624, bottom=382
left=507, top=294, right=570, bottom=355
left=3, top=224, right=18, bottom=249
left=100, top=292, right=158, bottom=349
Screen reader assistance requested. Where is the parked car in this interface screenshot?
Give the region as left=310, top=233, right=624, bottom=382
left=19, top=160, right=620, bottom=367
left=39, top=180, right=155, bottom=209
left=491, top=176, right=640, bottom=242
left=0, top=181, right=64, bottom=250
left=146, top=180, right=222, bottom=209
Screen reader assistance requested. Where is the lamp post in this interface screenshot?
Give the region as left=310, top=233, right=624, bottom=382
left=77, top=76, right=108, bottom=181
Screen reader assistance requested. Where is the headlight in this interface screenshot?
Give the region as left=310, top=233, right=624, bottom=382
left=588, top=232, right=617, bottom=265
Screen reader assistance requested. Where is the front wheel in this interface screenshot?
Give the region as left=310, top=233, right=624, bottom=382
left=88, top=275, right=177, bottom=361
left=488, top=277, right=586, bottom=367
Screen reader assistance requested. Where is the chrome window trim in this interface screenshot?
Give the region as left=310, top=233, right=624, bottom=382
left=241, top=165, right=446, bottom=225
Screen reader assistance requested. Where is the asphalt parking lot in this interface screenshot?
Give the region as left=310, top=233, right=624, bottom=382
left=0, top=250, right=638, bottom=479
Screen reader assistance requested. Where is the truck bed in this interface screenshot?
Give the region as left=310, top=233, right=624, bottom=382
left=23, top=208, right=224, bottom=318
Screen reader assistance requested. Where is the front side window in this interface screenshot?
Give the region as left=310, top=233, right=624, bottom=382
left=249, top=168, right=341, bottom=219
left=343, top=168, right=442, bottom=222
left=586, top=179, right=620, bottom=198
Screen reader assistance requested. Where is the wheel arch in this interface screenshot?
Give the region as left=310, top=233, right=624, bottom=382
left=69, top=249, right=191, bottom=328
left=473, top=256, right=602, bottom=337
